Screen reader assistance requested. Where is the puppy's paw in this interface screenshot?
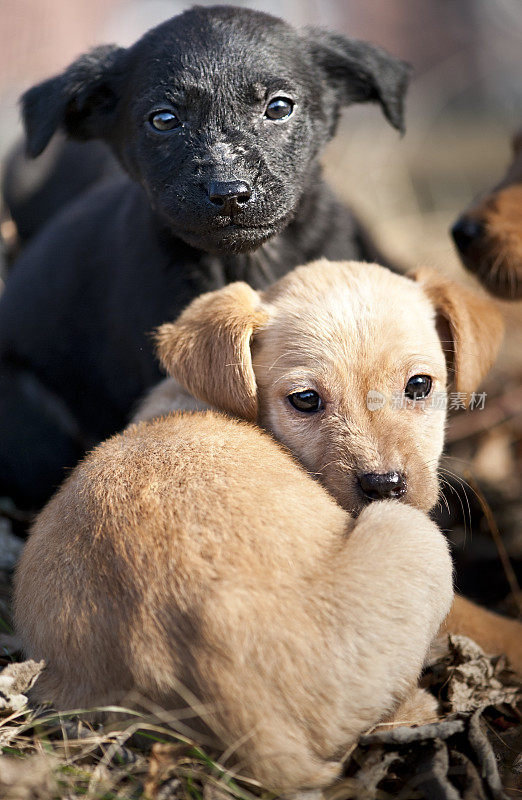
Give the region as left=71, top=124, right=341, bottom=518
left=379, top=687, right=439, bottom=730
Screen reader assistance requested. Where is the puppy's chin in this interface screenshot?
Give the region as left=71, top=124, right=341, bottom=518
left=156, top=204, right=296, bottom=255
left=177, top=224, right=279, bottom=255
left=460, top=247, right=522, bottom=300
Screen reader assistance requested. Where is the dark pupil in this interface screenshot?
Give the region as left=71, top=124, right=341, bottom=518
left=288, top=390, right=321, bottom=412
left=151, top=111, right=178, bottom=131
left=266, top=98, right=293, bottom=120
left=404, top=375, right=432, bottom=400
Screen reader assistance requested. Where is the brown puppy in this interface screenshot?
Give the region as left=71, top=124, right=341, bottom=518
left=15, top=419, right=452, bottom=792
left=452, top=129, right=522, bottom=299
left=136, top=260, right=522, bottom=671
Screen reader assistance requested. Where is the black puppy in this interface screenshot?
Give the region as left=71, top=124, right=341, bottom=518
left=0, top=5, right=409, bottom=509
left=1, top=135, right=120, bottom=253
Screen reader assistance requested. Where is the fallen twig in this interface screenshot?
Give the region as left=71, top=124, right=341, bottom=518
left=359, top=718, right=465, bottom=747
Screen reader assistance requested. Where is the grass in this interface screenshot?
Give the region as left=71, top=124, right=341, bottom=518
left=1, top=674, right=520, bottom=799
left=0, top=701, right=273, bottom=800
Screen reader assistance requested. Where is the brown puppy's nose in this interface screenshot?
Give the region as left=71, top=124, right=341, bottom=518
left=207, top=180, right=252, bottom=216
left=451, top=216, right=484, bottom=254
left=358, top=472, right=406, bottom=501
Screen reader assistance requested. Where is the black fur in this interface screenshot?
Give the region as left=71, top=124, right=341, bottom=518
left=2, top=135, right=120, bottom=247
left=0, top=5, right=410, bottom=509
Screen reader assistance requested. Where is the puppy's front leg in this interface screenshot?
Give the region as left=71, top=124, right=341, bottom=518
left=442, top=594, right=522, bottom=673
left=328, top=500, right=453, bottom=728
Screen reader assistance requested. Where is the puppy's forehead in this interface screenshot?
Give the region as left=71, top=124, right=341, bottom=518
left=259, top=261, right=443, bottom=369
left=131, top=6, right=310, bottom=94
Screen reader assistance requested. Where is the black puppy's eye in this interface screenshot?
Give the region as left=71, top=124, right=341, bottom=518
left=288, top=390, right=323, bottom=413
left=149, top=110, right=181, bottom=131
left=264, top=97, right=294, bottom=121
left=404, top=375, right=433, bottom=401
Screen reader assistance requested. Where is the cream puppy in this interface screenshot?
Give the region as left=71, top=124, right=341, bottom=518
left=15, top=412, right=452, bottom=792
left=137, top=260, right=522, bottom=671
left=139, top=260, right=495, bottom=517
left=11, top=260, right=496, bottom=792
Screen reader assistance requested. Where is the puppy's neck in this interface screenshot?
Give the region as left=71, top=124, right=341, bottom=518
left=152, top=167, right=384, bottom=289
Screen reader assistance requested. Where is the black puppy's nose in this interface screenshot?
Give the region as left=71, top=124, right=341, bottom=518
left=207, top=180, right=252, bottom=215
left=358, top=472, right=406, bottom=501
left=451, top=216, right=484, bottom=254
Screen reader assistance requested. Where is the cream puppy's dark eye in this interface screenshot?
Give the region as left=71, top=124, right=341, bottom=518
left=404, top=375, right=432, bottom=400
left=149, top=110, right=181, bottom=131
left=288, top=390, right=323, bottom=412
left=264, top=97, right=294, bottom=120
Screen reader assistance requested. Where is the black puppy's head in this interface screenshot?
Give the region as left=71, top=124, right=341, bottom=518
left=22, top=5, right=410, bottom=255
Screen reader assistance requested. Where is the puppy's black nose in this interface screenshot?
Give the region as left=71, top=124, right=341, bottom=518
left=358, top=472, right=406, bottom=501
left=451, top=216, right=484, bottom=254
left=207, top=180, right=252, bottom=215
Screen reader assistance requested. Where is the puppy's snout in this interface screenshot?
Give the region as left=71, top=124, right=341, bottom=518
left=207, top=180, right=252, bottom=216
left=358, top=471, right=406, bottom=501
left=451, top=216, right=484, bottom=254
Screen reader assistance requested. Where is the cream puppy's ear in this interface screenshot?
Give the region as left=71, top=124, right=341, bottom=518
left=154, top=283, right=267, bottom=421
left=413, top=267, right=504, bottom=393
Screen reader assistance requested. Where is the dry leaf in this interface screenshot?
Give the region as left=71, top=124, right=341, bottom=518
left=0, top=659, right=45, bottom=712
left=427, top=635, right=521, bottom=714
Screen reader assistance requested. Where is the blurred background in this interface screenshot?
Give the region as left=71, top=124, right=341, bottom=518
left=0, top=0, right=521, bottom=609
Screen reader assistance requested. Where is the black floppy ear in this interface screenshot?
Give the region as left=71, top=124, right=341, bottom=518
left=21, top=45, right=126, bottom=158
left=307, top=29, right=411, bottom=133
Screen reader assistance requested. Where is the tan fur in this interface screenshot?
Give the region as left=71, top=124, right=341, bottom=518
left=456, top=128, right=522, bottom=298
left=413, top=267, right=504, bottom=395
left=138, top=260, right=522, bottom=672
left=441, top=595, right=522, bottom=670
left=154, top=283, right=268, bottom=421
left=132, top=377, right=210, bottom=422
left=15, top=412, right=452, bottom=792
